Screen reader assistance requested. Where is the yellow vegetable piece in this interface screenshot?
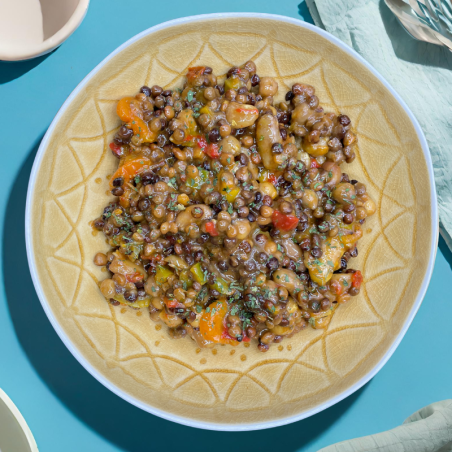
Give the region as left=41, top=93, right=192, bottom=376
left=225, top=187, right=240, bottom=203
left=190, top=263, right=207, bottom=285
left=302, top=136, right=329, bottom=157
left=309, top=304, right=337, bottom=329
left=304, top=236, right=344, bottom=286
left=155, top=266, right=173, bottom=285
left=187, top=168, right=210, bottom=191
left=224, top=75, right=244, bottom=92
left=113, top=293, right=151, bottom=308
left=199, top=105, right=214, bottom=117
left=170, top=109, right=200, bottom=147
left=179, top=270, right=193, bottom=289
left=211, top=277, right=229, bottom=294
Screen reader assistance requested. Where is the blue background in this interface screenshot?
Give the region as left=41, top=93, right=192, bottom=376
left=1, top=1, right=451, bottom=451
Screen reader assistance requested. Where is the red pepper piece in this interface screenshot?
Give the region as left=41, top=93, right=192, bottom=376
left=271, top=210, right=299, bottom=232
left=204, top=143, right=221, bottom=159
left=311, top=159, right=321, bottom=169
left=187, top=66, right=205, bottom=83
left=352, top=270, right=363, bottom=288
left=197, top=136, right=207, bottom=150
left=109, top=142, right=122, bottom=157
left=205, top=221, right=219, bottom=236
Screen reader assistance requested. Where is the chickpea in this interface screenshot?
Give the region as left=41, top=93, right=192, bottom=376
left=260, top=206, right=274, bottom=218
left=204, top=87, right=216, bottom=100
left=363, top=198, right=377, bottom=216
left=220, top=152, right=234, bottom=167
left=226, top=225, right=238, bottom=238
left=234, top=219, right=251, bottom=239
left=177, top=194, right=189, bottom=205
left=301, top=189, right=319, bottom=210
left=187, top=165, right=199, bottom=178
left=132, top=232, right=144, bottom=242
left=355, top=207, right=367, bottom=221
left=152, top=297, right=164, bottom=310
left=217, top=219, right=229, bottom=232
left=94, top=252, right=108, bottom=266
left=153, top=205, right=166, bottom=219
left=259, top=77, right=278, bottom=97
left=228, top=326, right=242, bottom=338
left=241, top=135, right=254, bottom=148
left=260, top=331, right=275, bottom=344
left=172, top=128, right=185, bottom=142
left=100, top=279, right=116, bottom=298
left=332, top=183, right=356, bottom=205
left=164, top=105, right=175, bottom=119
left=264, top=241, right=277, bottom=255
left=112, top=273, right=126, bottom=286
left=154, top=181, right=169, bottom=192
left=220, top=123, right=232, bottom=137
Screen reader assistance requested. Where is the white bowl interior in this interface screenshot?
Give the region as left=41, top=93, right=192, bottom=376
left=0, top=0, right=88, bottom=61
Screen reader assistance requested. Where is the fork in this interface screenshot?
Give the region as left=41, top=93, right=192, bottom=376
left=385, top=0, right=452, bottom=50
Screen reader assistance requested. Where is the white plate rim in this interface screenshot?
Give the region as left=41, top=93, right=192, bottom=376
left=0, top=388, right=39, bottom=451
left=25, top=12, right=439, bottom=431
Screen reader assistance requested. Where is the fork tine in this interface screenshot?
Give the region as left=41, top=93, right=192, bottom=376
left=441, top=0, right=452, bottom=21
left=425, top=0, right=440, bottom=21
left=408, top=0, right=427, bottom=17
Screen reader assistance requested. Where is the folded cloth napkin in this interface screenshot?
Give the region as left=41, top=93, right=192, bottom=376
left=306, top=0, right=452, bottom=248
left=319, top=400, right=452, bottom=452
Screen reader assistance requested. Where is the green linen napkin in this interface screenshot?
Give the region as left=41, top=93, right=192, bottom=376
left=319, top=400, right=452, bottom=451
left=306, top=0, right=452, bottom=248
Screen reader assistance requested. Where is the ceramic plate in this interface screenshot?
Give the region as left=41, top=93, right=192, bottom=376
left=25, top=13, right=438, bottom=430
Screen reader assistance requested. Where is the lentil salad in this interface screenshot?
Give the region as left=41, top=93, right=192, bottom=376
left=92, top=61, right=376, bottom=352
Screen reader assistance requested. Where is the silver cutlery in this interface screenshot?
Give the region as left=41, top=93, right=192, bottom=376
left=384, top=0, right=452, bottom=50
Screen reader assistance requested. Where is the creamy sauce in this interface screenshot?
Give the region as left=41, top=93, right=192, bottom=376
left=0, top=0, right=44, bottom=52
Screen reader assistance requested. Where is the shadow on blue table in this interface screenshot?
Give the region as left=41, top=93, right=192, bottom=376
left=4, top=140, right=367, bottom=452
left=0, top=52, right=54, bottom=84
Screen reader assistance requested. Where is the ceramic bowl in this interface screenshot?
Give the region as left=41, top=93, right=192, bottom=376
left=25, top=13, right=438, bottom=430
left=0, top=0, right=89, bottom=61
left=0, top=389, right=38, bottom=452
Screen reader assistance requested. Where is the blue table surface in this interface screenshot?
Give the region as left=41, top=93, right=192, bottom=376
left=1, top=1, right=451, bottom=451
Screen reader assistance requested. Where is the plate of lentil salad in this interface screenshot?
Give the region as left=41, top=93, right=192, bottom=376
left=93, top=62, right=377, bottom=352
left=26, top=14, right=436, bottom=430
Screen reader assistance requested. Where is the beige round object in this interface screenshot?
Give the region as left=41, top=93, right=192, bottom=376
left=26, top=14, right=437, bottom=430
left=0, top=389, right=38, bottom=452
left=0, top=0, right=89, bottom=61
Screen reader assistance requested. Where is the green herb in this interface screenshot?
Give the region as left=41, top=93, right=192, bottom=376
left=187, top=90, right=194, bottom=102
left=277, top=244, right=284, bottom=253
left=308, top=317, right=316, bottom=327
left=227, top=204, right=233, bottom=215
left=167, top=177, right=178, bottom=190
left=259, top=135, right=264, bottom=141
